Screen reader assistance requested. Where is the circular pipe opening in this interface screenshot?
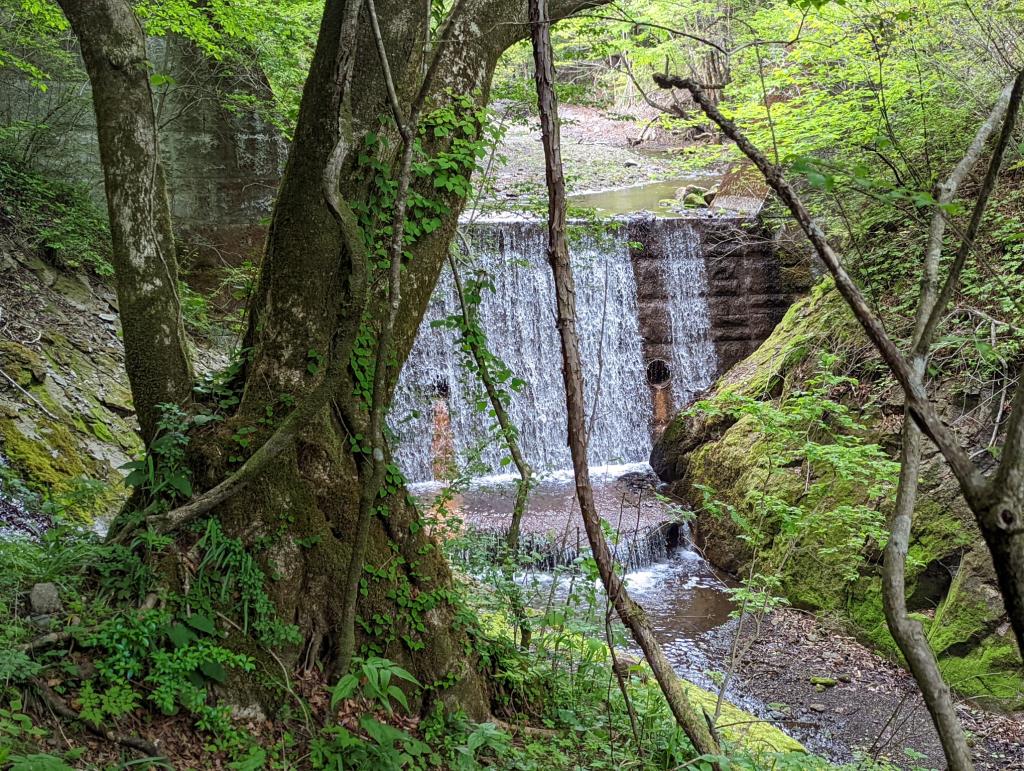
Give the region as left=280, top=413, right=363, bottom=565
left=646, top=359, right=672, bottom=388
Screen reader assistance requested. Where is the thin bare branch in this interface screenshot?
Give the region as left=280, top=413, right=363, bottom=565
left=916, top=70, right=1024, bottom=357
left=533, top=6, right=721, bottom=758
left=652, top=72, right=988, bottom=506
left=881, top=74, right=1017, bottom=771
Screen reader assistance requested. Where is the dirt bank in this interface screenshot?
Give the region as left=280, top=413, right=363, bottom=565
left=697, top=609, right=1024, bottom=769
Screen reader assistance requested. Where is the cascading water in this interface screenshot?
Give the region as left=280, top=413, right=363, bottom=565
left=393, top=220, right=654, bottom=482
left=391, top=215, right=718, bottom=484
left=652, top=220, right=719, bottom=407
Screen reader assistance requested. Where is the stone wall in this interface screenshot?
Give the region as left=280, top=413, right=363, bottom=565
left=0, top=36, right=286, bottom=271
left=628, top=213, right=811, bottom=435
left=700, top=216, right=811, bottom=371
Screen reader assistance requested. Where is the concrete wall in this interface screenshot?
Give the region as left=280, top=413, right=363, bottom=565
left=700, top=216, right=811, bottom=371
left=0, top=35, right=286, bottom=270
left=628, top=213, right=812, bottom=434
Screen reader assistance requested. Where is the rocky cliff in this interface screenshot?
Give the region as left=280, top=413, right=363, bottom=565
left=0, top=232, right=138, bottom=521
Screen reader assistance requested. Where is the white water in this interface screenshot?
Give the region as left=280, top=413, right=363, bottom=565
left=391, top=219, right=717, bottom=483
left=658, top=221, right=719, bottom=406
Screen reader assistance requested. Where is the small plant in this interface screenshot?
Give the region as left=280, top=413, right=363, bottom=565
left=122, top=403, right=194, bottom=503
left=0, top=157, right=112, bottom=275
left=330, top=656, right=421, bottom=716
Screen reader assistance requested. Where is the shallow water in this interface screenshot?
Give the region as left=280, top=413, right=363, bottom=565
left=569, top=177, right=718, bottom=217
left=427, top=464, right=738, bottom=654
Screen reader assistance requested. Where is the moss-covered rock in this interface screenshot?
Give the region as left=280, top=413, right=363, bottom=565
left=652, top=280, right=1023, bottom=710
left=0, top=235, right=142, bottom=518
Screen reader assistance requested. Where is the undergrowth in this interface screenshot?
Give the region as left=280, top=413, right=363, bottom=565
left=0, top=155, right=112, bottom=277
left=0, top=466, right=937, bottom=770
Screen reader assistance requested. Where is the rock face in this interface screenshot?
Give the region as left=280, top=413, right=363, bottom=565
left=651, top=282, right=1023, bottom=709
left=0, top=235, right=142, bottom=518
left=0, top=36, right=286, bottom=270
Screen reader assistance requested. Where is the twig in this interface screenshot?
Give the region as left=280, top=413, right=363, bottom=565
left=0, top=367, right=58, bottom=420
left=31, top=678, right=171, bottom=765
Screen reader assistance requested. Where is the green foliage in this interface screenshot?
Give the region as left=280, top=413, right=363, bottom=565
left=691, top=355, right=898, bottom=609
left=0, top=0, right=71, bottom=90
left=190, top=518, right=301, bottom=648
left=135, top=0, right=321, bottom=136
left=0, top=156, right=112, bottom=275
left=330, top=657, right=421, bottom=716
left=352, top=92, right=503, bottom=268
left=122, top=402, right=194, bottom=505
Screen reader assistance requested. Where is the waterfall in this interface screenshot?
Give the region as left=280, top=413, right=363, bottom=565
left=391, top=217, right=717, bottom=483
left=448, top=521, right=679, bottom=572
left=647, top=219, right=719, bottom=407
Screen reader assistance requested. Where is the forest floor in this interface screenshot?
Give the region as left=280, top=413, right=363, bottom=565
left=698, top=609, right=1024, bottom=770
left=478, top=103, right=722, bottom=208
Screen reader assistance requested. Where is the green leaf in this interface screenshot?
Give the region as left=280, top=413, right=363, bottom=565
left=168, top=474, right=193, bottom=498
left=200, top=661, right=227, bottom=683
left=387, top=684, right=409, bottom=712
left=9, top=755, right=74, bottom=771
left=166, top=623, right=197, bottom=648
left=185, top=613, right=217, bottom=635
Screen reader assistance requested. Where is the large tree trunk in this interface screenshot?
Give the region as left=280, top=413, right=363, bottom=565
left=179, top=0, right=609, bottom=715
left=66, top=0, right=610, bottom=716
left=57, top=0, right=193, bottom=447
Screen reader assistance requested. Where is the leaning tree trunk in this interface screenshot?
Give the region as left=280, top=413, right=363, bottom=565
left=57, top=0, right=193, bottom=447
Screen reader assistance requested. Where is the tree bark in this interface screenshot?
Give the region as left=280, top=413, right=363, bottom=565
left=530, top=1, right=721, bottom=759
left=57, top=0, right=193, bottom=447
left=182, top=0, right=613, bottom=712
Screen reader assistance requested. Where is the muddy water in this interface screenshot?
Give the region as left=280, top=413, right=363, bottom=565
left=569, top=177, right=717, bottom=217
left=423, top=465, right=1024, bottom=768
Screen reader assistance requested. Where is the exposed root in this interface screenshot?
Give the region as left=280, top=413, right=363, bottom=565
left=30, top=678, right=171, bottom=766
left=491, top=715, right=560, bottom=739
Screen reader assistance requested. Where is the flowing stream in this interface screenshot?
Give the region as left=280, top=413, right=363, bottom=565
left=393, top=198, right=833, bottom=752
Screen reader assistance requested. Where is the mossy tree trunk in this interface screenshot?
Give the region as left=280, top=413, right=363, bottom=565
left=57, top=0, right=193, bottom=448
left=66, top=0, right=609, bottom=716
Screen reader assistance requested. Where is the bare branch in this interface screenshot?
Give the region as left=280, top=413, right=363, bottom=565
left=881, top=75, right=1018, bottom=771
left=533, top=6, right=721, bottom=758
left=916, top=70, right=1024, bottom=357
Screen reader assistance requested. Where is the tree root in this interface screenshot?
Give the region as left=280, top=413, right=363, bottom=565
left=490, top=715, right=560, bottom=739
